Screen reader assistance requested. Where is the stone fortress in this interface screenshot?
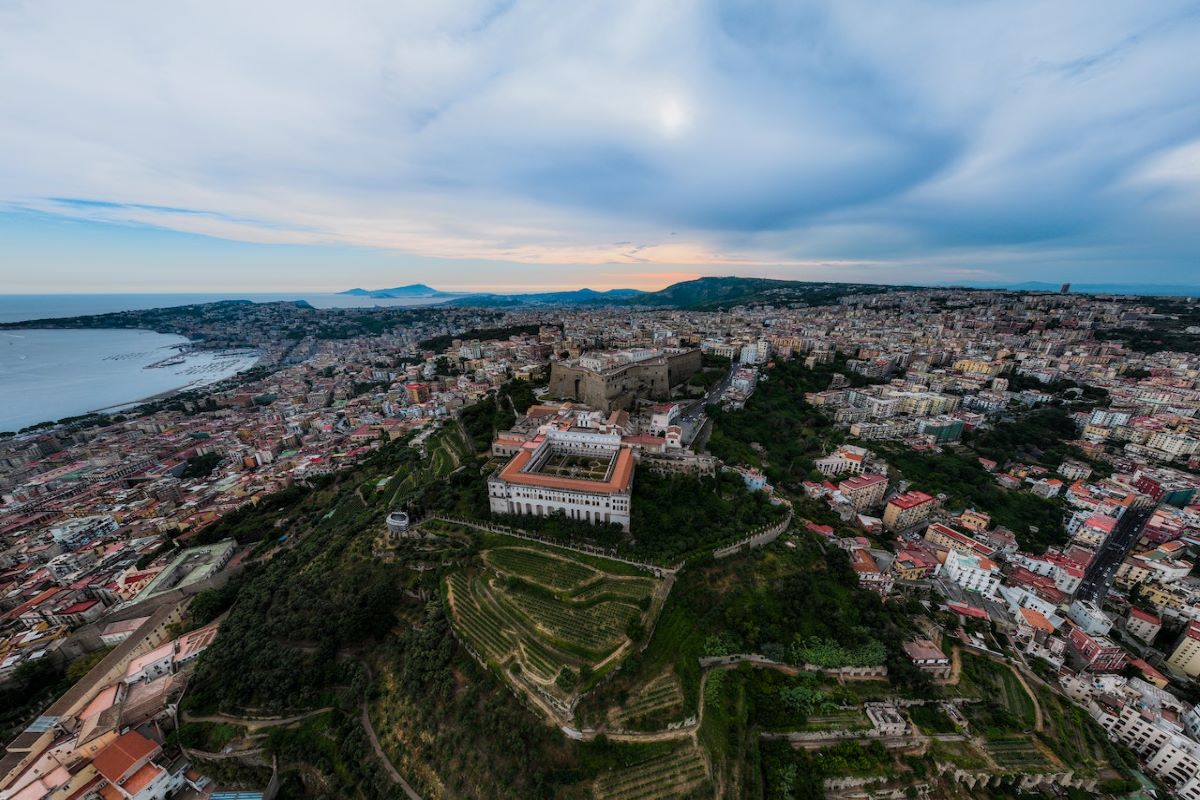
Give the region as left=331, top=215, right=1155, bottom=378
left=548, top=347, right=702, bottom=412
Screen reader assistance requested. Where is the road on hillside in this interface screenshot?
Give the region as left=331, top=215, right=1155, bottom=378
left=1074, top=506, right=1152, bottom=605
left=680, top=364, right=739, bottom=443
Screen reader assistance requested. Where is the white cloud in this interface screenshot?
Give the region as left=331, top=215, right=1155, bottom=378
left=0, top=0, right=1197, bottom=284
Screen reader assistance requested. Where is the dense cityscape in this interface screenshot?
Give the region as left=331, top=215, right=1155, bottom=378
left=1, top=281, right=1200, bottom=799
left=4, top=2, right=1198, bottom=798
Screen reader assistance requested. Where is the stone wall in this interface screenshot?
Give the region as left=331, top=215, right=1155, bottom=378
left=712, top=511, right=793, bottom=558
left=698, top=653, right=888, bottom=679
left=547, top=349, right=701, bottom=412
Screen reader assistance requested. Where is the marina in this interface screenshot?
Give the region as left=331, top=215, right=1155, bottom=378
left=0, top=329, right=259, bottom=432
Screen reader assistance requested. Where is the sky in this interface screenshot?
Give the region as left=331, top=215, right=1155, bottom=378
left=1, top=1, right=1198, bottom=294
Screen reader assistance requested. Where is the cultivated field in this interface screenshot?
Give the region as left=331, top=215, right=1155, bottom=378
left=611, top=670, right=686, bottom=730
left=446, top=544, right=661, bottom=704
left=592, top=745, right=710, bottom=800
left=985, top=736, right=1051, bottom=770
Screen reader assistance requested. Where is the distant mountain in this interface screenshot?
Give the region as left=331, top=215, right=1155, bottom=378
left=442, top=276, right=896, bottom=310
left=339, top=284, right=466, bottom=299
left=624, top=276, right=888, bottom=309
left=442, top=287, right=647, bottom=307
left=602, top=276, right=893, bottom=310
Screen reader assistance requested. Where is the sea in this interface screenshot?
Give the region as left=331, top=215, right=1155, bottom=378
left=0, top=293, right=439, bottom=433
left=0, top=292, right=448, bottom=325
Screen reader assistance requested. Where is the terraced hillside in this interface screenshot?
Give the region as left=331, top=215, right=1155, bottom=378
left=445, top=544, right=662, bottom=710
left=592, top=744, right=710, bottom=800
left=610, top=670, right=686, bottom=730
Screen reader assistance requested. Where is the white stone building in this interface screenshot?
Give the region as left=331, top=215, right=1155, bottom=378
left=941, top=549, right=1001, bottom=597
left=488, top=429, right=634, bottom=531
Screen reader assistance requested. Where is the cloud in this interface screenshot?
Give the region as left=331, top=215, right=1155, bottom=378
left=0, top=0, right=1198, bottom=287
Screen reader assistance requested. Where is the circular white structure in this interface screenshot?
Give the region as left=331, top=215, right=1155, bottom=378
left=386, top=511, right=410, bottom=537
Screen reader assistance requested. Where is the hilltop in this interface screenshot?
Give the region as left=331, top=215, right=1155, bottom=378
left=350, top=276, right=898, bottom=310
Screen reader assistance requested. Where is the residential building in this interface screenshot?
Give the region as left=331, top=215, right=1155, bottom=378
left=1067, top=626, right=1128, bottom=672
left=1068, top=600, right=1113, bottom=637
left=941, top=549, right=1001, bottom=597
left=882, top=490, right=936, bottom=531
left=902, top=639, right=951, bottom=679
left=815, top=444, right=869, bottom=477
left=1090, top=693, right=1200, bottom=800
left=1127, top=608, right=1162, bottom=644
left=958, top=508, right=991, bottom=532
left=849, top=547, right=893, bottom=596
left=837, top=473, right=888, bottom=511
left=92, top=729, right=186, bottom=800
left=48, top=515, right=118, bottom=548
left=924, top=522, right=995, bottom=558
left=1167, top=621, right=1200, bottom=677
left=891, top=546, right=941, bottom=581
left=916, top=415, right=964, bottom=444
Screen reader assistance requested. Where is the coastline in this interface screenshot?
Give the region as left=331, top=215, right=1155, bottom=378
left=0, top=328, right=262, bottom=433
left=86, top=348, right=263, bottom=415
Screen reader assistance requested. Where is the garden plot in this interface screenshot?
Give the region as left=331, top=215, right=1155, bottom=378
left=592, top=745, right=709, bottom=800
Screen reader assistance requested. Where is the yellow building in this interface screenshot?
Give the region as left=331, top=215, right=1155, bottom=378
left=1141, top=583, right=1184, bottom=610
left=882, top=491, right=936, bottom=531
left=959, top=509, right=991, bottom=532
left=1166, top=621, right=1200, bottom=677
left=952, top=358, right=1003, bottom=377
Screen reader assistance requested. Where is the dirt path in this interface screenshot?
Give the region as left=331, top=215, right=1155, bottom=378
left=361, top=701, right=423, bottom=800
left=430, top=515, right=673, bottom=575
left=941, top=645, right=963, bottom=687
left=353, top=659, right=425, bottom=800
left=183, top=707, right=331, bottom=733
left=1007, top=663, right=1044, bottom=732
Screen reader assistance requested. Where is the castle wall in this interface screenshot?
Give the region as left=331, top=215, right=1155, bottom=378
left=548, top=349, right=701, bottom=412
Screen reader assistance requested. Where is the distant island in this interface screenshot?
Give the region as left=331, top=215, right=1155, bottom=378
left=339, top=283, right=468, bottom=299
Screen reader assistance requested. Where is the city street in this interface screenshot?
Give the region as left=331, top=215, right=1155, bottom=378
left=679, top=363, right=739, bottom=444
left=1074, top=506, right=1152, bottom=604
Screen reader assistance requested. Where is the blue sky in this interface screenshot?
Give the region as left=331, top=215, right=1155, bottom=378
left=1, top=1, right=1198, bottom=293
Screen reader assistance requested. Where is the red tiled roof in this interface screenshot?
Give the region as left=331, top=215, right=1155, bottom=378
left=888, top=490, right=934, bottom=510
left=498, top=445, right=634, bottom=495
left=1131, top=657, right=1168, bottom=684
left=1129, top=607, right=1161, bottom=625
left=947, top=601, right=989, bottom=620
left=849, top=548, right=879, bottom=574
left=839, top=474, right=887, bottom=491
left=57, top=599, right=99, bottom=615
left=121, top=763, right=164, bottom=795
left=93, top=730, right=159, bottom=784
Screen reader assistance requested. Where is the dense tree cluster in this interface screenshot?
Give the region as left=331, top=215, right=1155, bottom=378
left=1093, top=299, right=1200, bottom=355
left=185, top=484, right=405, bottom=712
left=180, top=452, right=222, bottom=479
left=874, top=443, right=1068, bottom=552
left=459, top=394, right=516, bottom=452
left=761, top=740, right=892, bottom=800
left=417, top=323, right=544, bottom=354
left=706, top=358, right=847, bottom=490
left=627, top=471, right=786, bottom=562
left=0, top=659, right=67, bottom=743
left=972, top=405, right=1106, bottom=476
left=579, top=534, right=930, bottom=732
